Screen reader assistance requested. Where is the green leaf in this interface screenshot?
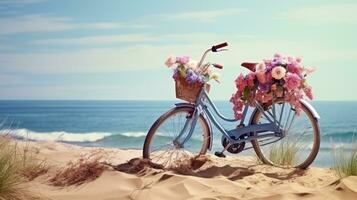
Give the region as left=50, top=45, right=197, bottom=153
left=242, top=87, right=251, bottom=101
left=178, top=65, right=186, bottom=77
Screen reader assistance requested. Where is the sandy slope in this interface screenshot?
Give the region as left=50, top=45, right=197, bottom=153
left=25, top=141, right=357, bottom=200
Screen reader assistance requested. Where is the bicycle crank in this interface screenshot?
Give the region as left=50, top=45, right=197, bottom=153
left=221, top=134, right=246, bottom=154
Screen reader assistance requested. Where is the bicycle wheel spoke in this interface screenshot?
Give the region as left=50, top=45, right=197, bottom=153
left=151, top=143, right=173, bottom=153
left=286, top=112, right=296, bottom=133
left=278, top=102, right=285, bottom=125
left=151, top=147, right=173, bottom=161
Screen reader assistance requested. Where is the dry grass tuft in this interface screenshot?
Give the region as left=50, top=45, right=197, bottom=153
left=49, top=154, right=105, bottom=186
left=22, top=160, right=49, bottom=181
left=113, top=158, right=164, bottom=175
left=20, top=142, right=49, bottom=181
left=169, top=155, right=211, bottom=175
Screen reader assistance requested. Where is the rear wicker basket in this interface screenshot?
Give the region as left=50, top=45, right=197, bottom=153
left=175, top=77, right=210, bottom=103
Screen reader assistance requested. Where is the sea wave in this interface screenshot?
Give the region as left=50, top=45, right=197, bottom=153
left=0, top=129, right=202, bottom=145
left=120, top=132, right=147, bottom=137
left=322, top=131, right=357, bottom=139
left=0, top=129, right=112, bottom=142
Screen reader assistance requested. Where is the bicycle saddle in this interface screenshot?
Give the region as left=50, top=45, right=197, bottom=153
left=241, top=62, right=257, bottom=72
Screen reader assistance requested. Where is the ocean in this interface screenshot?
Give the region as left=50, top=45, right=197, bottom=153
left=0, top=100, right=356, bottom=167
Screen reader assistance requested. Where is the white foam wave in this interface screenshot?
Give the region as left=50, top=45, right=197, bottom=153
left=120, top=132, right=147, bottom=137
left=0, top=129, right=111, bottom=142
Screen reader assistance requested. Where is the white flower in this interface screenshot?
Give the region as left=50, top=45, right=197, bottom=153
left=210, top=72, right=220, bottom=82
left=255, top=62, right=266, bottom=72
left=271, top=66, right=286, bottom=80
left=186, top=59, right=198, bottom=69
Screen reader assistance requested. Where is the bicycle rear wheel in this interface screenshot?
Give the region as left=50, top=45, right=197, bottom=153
left=250, top=100, right=320, bottom=169
left=143, top=106, right=210, bottom=168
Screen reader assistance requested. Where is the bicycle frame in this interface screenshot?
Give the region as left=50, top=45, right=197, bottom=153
left=172, top=44, right=305, bottom=149
left=174, top=87, right=284, bottom=148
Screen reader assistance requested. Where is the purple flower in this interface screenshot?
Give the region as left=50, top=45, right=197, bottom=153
left=185, top=69, right=203, bottom=84
left=172, top=69, right=179, bottom=80
left=258, top=83, right=269, bottom=92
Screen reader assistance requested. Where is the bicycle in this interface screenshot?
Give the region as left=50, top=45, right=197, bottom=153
left=143, top=43, right=320, bottom=169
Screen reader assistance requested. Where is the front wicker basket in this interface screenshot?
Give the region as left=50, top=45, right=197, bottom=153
left=175, top=77, right=210, bottom=103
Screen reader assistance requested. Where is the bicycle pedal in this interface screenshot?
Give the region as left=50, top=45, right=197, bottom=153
left=214, top=151, right=226, bottom=158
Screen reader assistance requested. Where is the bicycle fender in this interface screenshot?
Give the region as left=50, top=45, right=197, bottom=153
left=300, top=99, right=320, bottom=120
left=175, top=103, right=213, bottom=150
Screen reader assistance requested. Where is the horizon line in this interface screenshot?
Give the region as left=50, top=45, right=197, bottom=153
left=0, top=99, right=357, bottom=102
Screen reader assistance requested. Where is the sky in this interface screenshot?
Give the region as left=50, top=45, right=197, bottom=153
left=0, top=0, right=356, bottom=100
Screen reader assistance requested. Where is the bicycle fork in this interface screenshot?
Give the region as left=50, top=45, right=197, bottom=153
left=173, top=108, right=200, bottom=148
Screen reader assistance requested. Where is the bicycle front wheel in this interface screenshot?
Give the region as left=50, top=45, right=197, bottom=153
left=250, top=100, right=320, bottom=169
left=143, top=106, right=210, bottom=168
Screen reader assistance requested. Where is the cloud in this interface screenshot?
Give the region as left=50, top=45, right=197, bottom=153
left=0, top=0, right=46, bottom=5
left=0, top=45, right=200, bottom=74
left=0, top=0, right=47, bottom=7
left=0, top=0, right=46, bottom=11
left=32, top=34, right=160, bottom=45
left=0, top=14, right=129, bottom=35
left=32, top=33, right=251, bottom=45
left=163, top=9, right=242, bottom=22
left=0, top=74, right=28, bottom=86
left=276, top=3, right=357, bottom=24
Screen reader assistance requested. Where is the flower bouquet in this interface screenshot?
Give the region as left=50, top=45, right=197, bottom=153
left=165, top=56, right=219, bottom=103
left=230, top=53, right=315, bottom=119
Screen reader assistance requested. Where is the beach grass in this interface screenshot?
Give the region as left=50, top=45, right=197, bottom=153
left=0, top=136, right=43, bottom=200
left=268, top=139, right=299, bottom=167
left=333, top=144, right=357, bottom=178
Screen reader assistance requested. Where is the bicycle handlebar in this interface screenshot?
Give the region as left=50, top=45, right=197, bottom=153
left=211, top=42, right=228, bottom=52
left=197, top=42, right=228, bottom=69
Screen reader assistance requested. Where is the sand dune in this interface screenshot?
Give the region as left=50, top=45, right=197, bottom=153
left=25, top=141, right=357, bottom=200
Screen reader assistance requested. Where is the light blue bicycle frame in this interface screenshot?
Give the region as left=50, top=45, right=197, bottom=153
left=173, top=87, right=285, bottom=148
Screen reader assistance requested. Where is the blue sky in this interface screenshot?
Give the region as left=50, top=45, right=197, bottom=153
left=0, top=0, right=356, bottom=100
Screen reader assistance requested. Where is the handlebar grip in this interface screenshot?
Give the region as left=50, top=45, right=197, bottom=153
left=212, top=42, right=228, bottom=52
left=212, top=63, right=223, bottom=69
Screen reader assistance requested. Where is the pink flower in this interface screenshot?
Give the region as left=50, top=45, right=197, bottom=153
left=271, top=66, right=286, bottom=80
left=247, top=72, right=255, bottom=87
left=284, top=73, right=301, bottom=91
left=266, top=71, right=273, bottom=83
left=176, top=56, right=190, bottom=65
left=255, top=62, right=267, bottom=84
left=230, top=93, right=245, bottom=120
left=264, top=59, right=273, bottom=67
left=235, top=73, right=246, bottom=91
left=256, top=71, right=266, bottom=84
left=255, top=62, right=266, bottom=72
left=304, top=85, right=313, bottom=100
left=274, top=53, right=282, bottom=59
left=287, top=64, right=301, bottom=74
left=296, top=57, right=302, bottom=63
left=303, top=67, right=316, bottom=75
left=286, top=56, right=303, bottom=74
left=165, top=56, right=176, bottom=67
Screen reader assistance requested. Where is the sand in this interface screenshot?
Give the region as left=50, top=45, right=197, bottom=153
left=24, top=141, right=357, bottom=200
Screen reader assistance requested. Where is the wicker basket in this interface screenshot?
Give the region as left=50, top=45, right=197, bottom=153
left=175, top=77, right=210, bottom=103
